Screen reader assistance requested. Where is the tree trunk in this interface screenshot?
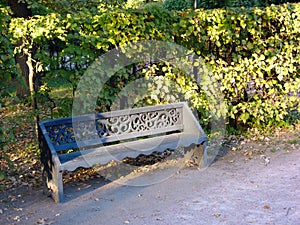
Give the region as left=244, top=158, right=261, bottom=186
left=26, top=52, right=39, bottom=134
left=8, top=0, right=40, bottom=135
left=8, top=0, right=32, bottom=99
left=15, top=52, right=30, bottom=99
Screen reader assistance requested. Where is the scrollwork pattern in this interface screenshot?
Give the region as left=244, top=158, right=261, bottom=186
left=45, top=108, right=182, bottom=146
left=46, top=124, right=75, bottom=146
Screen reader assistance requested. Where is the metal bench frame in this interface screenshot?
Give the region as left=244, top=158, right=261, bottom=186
left=38, top=102, right=207, bottom=203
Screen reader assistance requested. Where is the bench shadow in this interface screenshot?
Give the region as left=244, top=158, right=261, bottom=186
left=51, top=138, right=236, bottom=204
left=60, top=149, right=189, bottom=203
left=62, top=175, right=111, bottom=202
left=206, top=136, right=241, bottom=166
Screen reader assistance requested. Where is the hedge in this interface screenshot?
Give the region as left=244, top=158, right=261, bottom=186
left=6, top=3, right=300, bottom=129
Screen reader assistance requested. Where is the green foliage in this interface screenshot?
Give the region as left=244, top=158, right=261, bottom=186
left=173, top=4, right=300, bottom=129
left=196, top=0, right=225, bottom=9
left=196, top=0, right=298, bottom=9
left=6, top=3, right=300, bottom=130
left=163, top=0, right=194, bottom=11
left=23, top=0, right=128, bottom=15
left=226, top=0, right=264, bottom=7
left=0, top=7, right=16, bottom=107
left=125, top=0, right=164, bottom=9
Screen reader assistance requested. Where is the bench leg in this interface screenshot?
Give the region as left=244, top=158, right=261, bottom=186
left=51, top=167, right=64, bottom=203
left=190, top=142, right=207, bottom=168
left=42, top=167, right=52, bottom=197
left=42, top=161, right=64, bottom=203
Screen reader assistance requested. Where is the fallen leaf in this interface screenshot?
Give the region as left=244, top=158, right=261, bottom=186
left=213, top=213, right=221, bottom=218
left=14, top=208, right=23, bottom=211
left=37, top=217, right=48, bottom=224
left=263, top=205, right=270, bottom=209
left=180, top=215, right=187, bottom=220
left=13, top=216, right=21, bottom=221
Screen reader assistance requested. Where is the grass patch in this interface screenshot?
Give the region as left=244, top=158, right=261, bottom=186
left=286, top=139, right=298, bottom=145
left=270, top=147, right=277, bottom=153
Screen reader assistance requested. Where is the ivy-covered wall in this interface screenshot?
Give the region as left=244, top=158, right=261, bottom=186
left=5, top=3, right=300, bottom=129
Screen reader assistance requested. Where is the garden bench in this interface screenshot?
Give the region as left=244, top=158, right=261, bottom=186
left=38, top=102, right=208, bottom=203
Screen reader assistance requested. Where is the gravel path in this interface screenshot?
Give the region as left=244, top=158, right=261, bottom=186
left=1, top=148, right=299, bottom=225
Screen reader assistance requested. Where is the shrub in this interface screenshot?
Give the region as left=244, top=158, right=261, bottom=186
left=8, top=3, right=300, bottom=130
left=163, top=0, right=195, bottom=10
left=0, top=7, right=16, bottom=107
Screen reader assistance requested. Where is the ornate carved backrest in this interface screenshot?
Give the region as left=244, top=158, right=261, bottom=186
left=42, top=104, right=184, bottom=152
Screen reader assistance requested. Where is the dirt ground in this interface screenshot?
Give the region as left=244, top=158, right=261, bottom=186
left=0, top=129, right=300, bottom=225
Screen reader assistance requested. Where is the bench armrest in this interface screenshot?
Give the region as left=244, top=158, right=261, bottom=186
left=182, top=102, right=207, bottom=140
left=38, top=121, right=62, bottom=168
